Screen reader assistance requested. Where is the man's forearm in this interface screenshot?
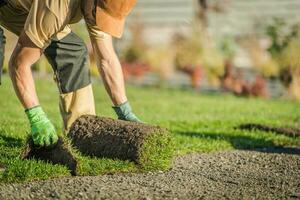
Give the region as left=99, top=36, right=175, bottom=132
left=9, top=33, right=42, bottom=109
left=98, top=53, right=127, bottom=105
left=91, top=37, right=127, bottom=106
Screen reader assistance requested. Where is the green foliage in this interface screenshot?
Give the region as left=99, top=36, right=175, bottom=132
left=218, top=36, right=236, bottom=61
left=173, top=27, right=204, bottom=68
left=266, top=18, right=300, bottom=59
left=265, top=18, right=300, bottom=99
left=201, top=45, right=224, bottom=85
left=280, top=33, right=300, bottom=70
left=0, top=76, right=299, bottom=182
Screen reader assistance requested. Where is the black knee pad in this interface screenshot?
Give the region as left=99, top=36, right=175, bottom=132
left=44, top=32, right=91, bottom=94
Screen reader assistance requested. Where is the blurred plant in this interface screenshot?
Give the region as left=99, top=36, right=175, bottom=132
left=218, top=36, right=236, bottom=62
left=265, top=18, right=300, bottom=99
left=172, top=27, right=204, bottom=88
left=202, top=44, right=224, bottom=86
left=266, top=18, right=299, bottom=58
left=241, top=36, right=279, bottom=78
left=217, top=36, right=237, bottom=88
left=173, top=25, right=224, bottom=88
left=121, top=21, right=147, bottom=64
left=173, top=27, right=204, bottom=70
left=144, top=46, right=175, bottom=83
left=218, top=35, right=269, bottom=98
left=120, top=20, right=150, bottom=80
left=278, top=34, right=300, bottom=99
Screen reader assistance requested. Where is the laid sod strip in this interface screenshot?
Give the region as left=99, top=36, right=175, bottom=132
left=238, top=123, right=300, bottom=137
left=68, top=115, right=173, bottom=170
left=22, top=137, right=78, bottom=175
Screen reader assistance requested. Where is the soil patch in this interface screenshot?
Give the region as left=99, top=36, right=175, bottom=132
left=1, top=149, right=299, bottom=199
left=68, top=115, right=172, bottom=170
left=238, top=123, right=300, bottom=137
left=22, top=137, right=78, bottom=175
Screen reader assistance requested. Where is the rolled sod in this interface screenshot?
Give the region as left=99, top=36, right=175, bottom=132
left=22, top=137, right=78, bottom=175
left=68, top=115, right=172, bottom=170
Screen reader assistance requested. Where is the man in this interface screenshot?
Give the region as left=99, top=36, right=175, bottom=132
left=0, top=0, right=142, bottom=147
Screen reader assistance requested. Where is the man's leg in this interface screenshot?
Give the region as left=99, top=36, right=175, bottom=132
left=0, top=27, right=5, bottom=84
left=44, top=32, right=96, bottom=132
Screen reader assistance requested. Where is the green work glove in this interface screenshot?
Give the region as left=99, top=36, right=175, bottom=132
left=113, top=101, right=143, bottom=123
left=25, top=106, right=58, bottom=147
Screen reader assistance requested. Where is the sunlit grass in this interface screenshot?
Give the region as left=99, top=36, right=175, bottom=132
left=0, top=75, right=299, bottom=182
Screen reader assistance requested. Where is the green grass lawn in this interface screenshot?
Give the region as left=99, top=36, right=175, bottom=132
left=0, top=75, right=299, bottom=182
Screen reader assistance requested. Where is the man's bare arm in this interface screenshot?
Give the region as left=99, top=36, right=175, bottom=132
left=8, top=32, right=58, bottom=147
left=90, top=33, right=127, bottom=106
left=9, top=32, right=42, bottom=109
left=90, top=33, right=142, bottom=122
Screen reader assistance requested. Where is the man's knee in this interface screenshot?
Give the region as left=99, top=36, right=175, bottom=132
left=44, top=32, right=91, bottom=94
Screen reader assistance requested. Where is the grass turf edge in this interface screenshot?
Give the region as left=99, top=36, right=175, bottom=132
left=138, top=128, right=174, bottom=171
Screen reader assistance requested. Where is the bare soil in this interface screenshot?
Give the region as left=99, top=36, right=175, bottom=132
left=1, top=148, right=299, bottom=200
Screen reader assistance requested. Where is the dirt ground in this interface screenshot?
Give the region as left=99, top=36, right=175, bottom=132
left=0, top=148, right=299, bottom=200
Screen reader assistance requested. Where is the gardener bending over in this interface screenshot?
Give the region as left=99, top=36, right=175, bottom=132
left=0, top=0, right=141, bottom=147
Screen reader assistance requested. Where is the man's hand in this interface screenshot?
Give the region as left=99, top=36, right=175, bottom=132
left=113, top=101, right=143, bottom=123
left=25, top=106, right=58, bottom=147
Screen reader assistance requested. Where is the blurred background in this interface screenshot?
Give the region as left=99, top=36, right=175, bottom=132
left=2, top=0, right=300, bottom=100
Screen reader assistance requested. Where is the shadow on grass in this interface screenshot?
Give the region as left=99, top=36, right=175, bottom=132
left=175, top=131, right=300, bottom=156
left=237, top=123, right=300, bottom=137
left=0, top=134, right=24, bottom=148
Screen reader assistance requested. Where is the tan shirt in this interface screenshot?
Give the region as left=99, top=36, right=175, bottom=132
left=0, top=0, right=105, bottom=49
